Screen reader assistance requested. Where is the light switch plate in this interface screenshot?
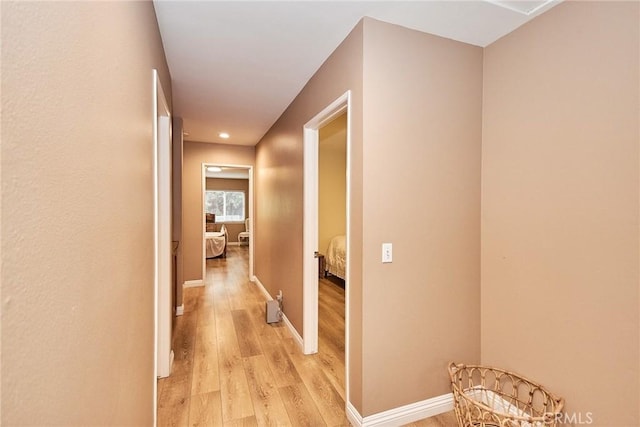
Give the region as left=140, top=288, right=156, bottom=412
left=382, top=243, right=392, bottom=263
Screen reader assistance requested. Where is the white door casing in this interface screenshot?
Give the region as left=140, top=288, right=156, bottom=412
left=302, top=90, right=351, bottom=403
left=154, top=69, right=172, bottom=387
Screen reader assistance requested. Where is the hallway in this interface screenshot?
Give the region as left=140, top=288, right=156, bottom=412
left=157, top=245, right=456, bottom=426
left=157, top=246, right=348, bottom=425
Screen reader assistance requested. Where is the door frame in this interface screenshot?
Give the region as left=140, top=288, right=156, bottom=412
left=302, top=90, right=351, bottom=396
left=201, top=163, right=254, bottom=281
left=153, top=69, right=173, bottom=401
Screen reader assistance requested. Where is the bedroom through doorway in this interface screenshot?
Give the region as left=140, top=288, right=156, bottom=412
left=317, top=111, right=347, bottom=402
left=201, top=163, right=254, bottom=282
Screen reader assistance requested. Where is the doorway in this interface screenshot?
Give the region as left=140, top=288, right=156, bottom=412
left=302, top=90, right=351, bottom=402
left=318, top=111, right=347, bottom=405
left=318, top=112, right=347, bottom=288
left=153, top=69, right=173, bottom=416
left=201, top=163, right=254, bottom=282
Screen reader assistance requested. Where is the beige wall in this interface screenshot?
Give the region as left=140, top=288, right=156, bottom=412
left=319, top=113, right=347, bottom=256
left=205, top=178, right=249, bottom=242
left=183, top=141, right=255, bottom=282
left=255, top=17, right=482, bottom=415
left=255, top=21, right=365, bottom=410
left=361, top=18, right=482, bottom=414
left=1, top=1, right=171, bottom=424
left=481, top=2, right=639, bottom=425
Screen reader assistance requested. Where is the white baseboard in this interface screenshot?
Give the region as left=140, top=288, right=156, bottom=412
left=347, top=402, right=364, bottom=427
left=183, top=279, right=204, bottom=288
left=281, top=313, right=304, bottom=350
left=250, top=275, right=452, bottom=427
left=347, top=393, right=454, bottom=427
left=251, top=275, right=271, bottom=300
left=175, top=305, right=184, bottom=316
left=227, top=241, right=240, bottom=246
left=252, top=275, right=304, bottom=350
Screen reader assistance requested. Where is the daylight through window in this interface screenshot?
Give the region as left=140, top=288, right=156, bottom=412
left=205, top=190, right=245, bottom=222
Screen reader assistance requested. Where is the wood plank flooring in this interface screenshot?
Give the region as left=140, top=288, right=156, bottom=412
left=157, top=245, right=457, bottom=426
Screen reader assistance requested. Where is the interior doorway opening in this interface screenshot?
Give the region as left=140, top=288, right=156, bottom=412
left=318, top=112, right=347, bottom=289
left=302, top=90, right=351, bottom=405
left=201, top=163, right=254, bottom=282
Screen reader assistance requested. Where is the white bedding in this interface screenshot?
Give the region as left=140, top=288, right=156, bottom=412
left=205, top=226, right=227, bottom=258
left=325, top=235, right=346, bottom=280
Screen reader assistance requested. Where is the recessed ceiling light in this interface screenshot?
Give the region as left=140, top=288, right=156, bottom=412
left=207, top=166, right=222, bottom=173
left=219, top=132, right=230, bottom=139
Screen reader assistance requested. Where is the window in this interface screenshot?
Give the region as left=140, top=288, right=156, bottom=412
left=205, top=190, right=245, bottom=222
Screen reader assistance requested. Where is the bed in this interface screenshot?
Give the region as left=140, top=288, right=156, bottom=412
left=325, top=235, right=346, bottom=280
left=205, top=224, right=227, bottom=258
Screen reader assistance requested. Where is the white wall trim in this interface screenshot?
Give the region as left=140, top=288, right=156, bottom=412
left=251, top=275, right=270, bottom=300
left=347, top=402, right=364, bottom=427
left=183, top=279, right=204, bottom=288
left=281, top=313, right=304, bottom=350
left=302, top=124, right=319, bottom=355
left=153, top=68, right=172, bottom=384
left=252, top=275, right=304, bottom=350
left=153, top=68, right=173, bottom=425
left=175, top=305, right=184, bottom=316
left=347, top=393, right=454, bottom=427
left=226, top=241, right=240, bottom=246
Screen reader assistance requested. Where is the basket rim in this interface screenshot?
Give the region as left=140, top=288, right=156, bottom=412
left=448, top=362, right=565, bottom=422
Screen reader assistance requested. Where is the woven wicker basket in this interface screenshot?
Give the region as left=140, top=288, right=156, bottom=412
left=448, top=362, right=564, bottom=427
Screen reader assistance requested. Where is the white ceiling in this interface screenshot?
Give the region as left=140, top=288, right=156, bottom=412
left=153, top=0, right=559, bottom=146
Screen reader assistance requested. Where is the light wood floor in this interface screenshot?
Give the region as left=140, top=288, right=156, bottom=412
left=157, top=245, right=457, bottom=426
